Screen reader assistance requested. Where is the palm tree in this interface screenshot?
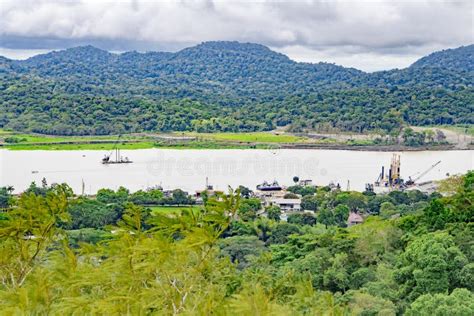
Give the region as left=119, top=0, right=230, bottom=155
left=293, top=176, right=299, bottom=184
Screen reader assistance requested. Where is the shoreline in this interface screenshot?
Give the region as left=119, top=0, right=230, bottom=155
left=1, top=142, right=471, bottom=152
left=1, top=129, right=472, bottom=152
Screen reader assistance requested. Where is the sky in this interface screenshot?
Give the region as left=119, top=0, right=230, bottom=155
left=1, top=0, right=473, bottom=72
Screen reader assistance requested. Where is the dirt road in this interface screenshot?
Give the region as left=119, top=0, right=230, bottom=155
left=411, top=126, right=472, bottom=149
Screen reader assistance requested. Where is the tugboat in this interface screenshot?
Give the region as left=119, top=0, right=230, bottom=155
left=101, top=136, right=133, bottom=164
left=256, top=180, right=282, bottom=191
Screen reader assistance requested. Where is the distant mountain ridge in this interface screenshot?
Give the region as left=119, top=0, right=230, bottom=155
left=3, top=41, right=363, bottom=88
left=0, top=41, right=472, bottom=135
left=3, top=41, right=473, bottom=73
left=411, top=45, right=474, bottom=72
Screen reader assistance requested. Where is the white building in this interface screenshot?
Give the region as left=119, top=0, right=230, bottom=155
left=269, top=198, right=302, bottom=212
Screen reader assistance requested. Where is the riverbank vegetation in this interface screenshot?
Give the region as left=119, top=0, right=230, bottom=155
left=0, top=171, right=472, bottom=314
left=1, top=127, right=467, bottom=151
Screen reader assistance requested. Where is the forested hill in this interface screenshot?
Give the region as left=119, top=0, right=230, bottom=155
left=411, top=44, right=474, bottom=71
left=0, top=42, right=473, bottom=135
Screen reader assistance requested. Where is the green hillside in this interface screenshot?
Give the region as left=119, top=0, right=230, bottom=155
left=0, top=42, right=472, bottom=135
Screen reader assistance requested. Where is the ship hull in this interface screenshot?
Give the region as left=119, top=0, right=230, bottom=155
left=102, top=161, right=133, bottom=164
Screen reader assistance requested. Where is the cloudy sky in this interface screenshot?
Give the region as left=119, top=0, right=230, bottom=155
left=1, top=0, right=472, bottom=71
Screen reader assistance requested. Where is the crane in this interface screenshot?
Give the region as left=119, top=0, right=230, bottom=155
left=405, top=160, right=441, bottom=186
left=101, top=135, right=132, bottom=164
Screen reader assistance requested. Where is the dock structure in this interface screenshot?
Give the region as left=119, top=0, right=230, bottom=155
left=368, top=154, right=441, bottom=194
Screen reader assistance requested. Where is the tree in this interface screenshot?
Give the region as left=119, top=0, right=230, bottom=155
left=379, top=201, right=397, bottom=219
left=171, top=189, right=191, bottom=205
left=238, top=185, right=252, bottom=198
left=436, top=130, right=446, bottom=142
left=96, top=188, right=117, bottom=203
left=287, top=185, right=317, bottom=197
left=423, top=199, right=450, bottom=230
left=395, top=232, right=468, bottom=302
left=238, top=198, right=261, bottom=221
left=367, top=195, right=395, bottom=214
left=290, top=249, right=333, bottom=289
left=0, top=185, right=71, bottom=289
left=349, top=267, right=376, bottom=289
left=67, top=228, right=112, bottom=247
left=116, top=186, right=130, bottom=202
left=424, top=129, right=435, bottom=143
left=253, top=217, right=275, bottom=243
left=238, top=203, right=257, bottom=221
left=344, top=290, right=396, bottom=316
left=363, top=263, right=399, bottom=303
left=67, top=198, right=123, bottom=229
left=388, top=191, right=410, bottom=205
left=318, top=209, right=335, bottom=228
left=301, top=195, right=318, bottom=211
left=218, top=236, right=266, bottom=269
left=266, top=205, right=281, bottom=222
left=335, top=192, right=367, bottom=212
left=0, top=186, right=14, bottom=209
left=402, top=128, right=426, bottom=146
left=267, top=223, right=300, bottom=244
left=323, top=253, right=350, bottom=292
left=129, top=188, right=164, bottom=205
left=406, top=288, right=474, bottom=316
left=352, top=217, right=402, bottom=265
left=287, top=213, right=316, bottom=226
left=333, top=204, right=350, bottom=227
left=24, top=181, right=48, bottom=197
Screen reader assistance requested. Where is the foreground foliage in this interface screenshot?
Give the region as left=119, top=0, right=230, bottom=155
left=0, top=171, right=472, bottom=314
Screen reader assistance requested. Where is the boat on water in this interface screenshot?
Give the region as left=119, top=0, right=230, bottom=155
left=257, top=180, right=282, bottom=191
left=101, top=136, right=133, bottom=164
left=102, top=149, right=132, bottom=164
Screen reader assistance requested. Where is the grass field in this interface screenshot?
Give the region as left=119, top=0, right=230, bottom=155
left=1, top=131, right=155, bottom=150
left=3, top=133, right=144, bottom=143
left=1, top=131, right=285, bottom=150
left=0, top=129, right=13, bottom=135
left=2, top=127, right=471, bottom=151
left=183, top=132, right=307, bottom=143
left=6, top=142, right=156, bottom=150
left=149, top=205, right=203, bottom=215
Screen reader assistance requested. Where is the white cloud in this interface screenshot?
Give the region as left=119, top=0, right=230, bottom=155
left=0, top=0, right=472, bottom=70
left=274, top=45, right=424, bottom=72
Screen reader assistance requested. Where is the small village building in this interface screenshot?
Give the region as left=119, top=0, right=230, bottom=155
left=347, top=212, right=364, bottom=227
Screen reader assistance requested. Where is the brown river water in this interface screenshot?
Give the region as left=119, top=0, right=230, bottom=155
left=1, top=149, right=472, bottom=194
